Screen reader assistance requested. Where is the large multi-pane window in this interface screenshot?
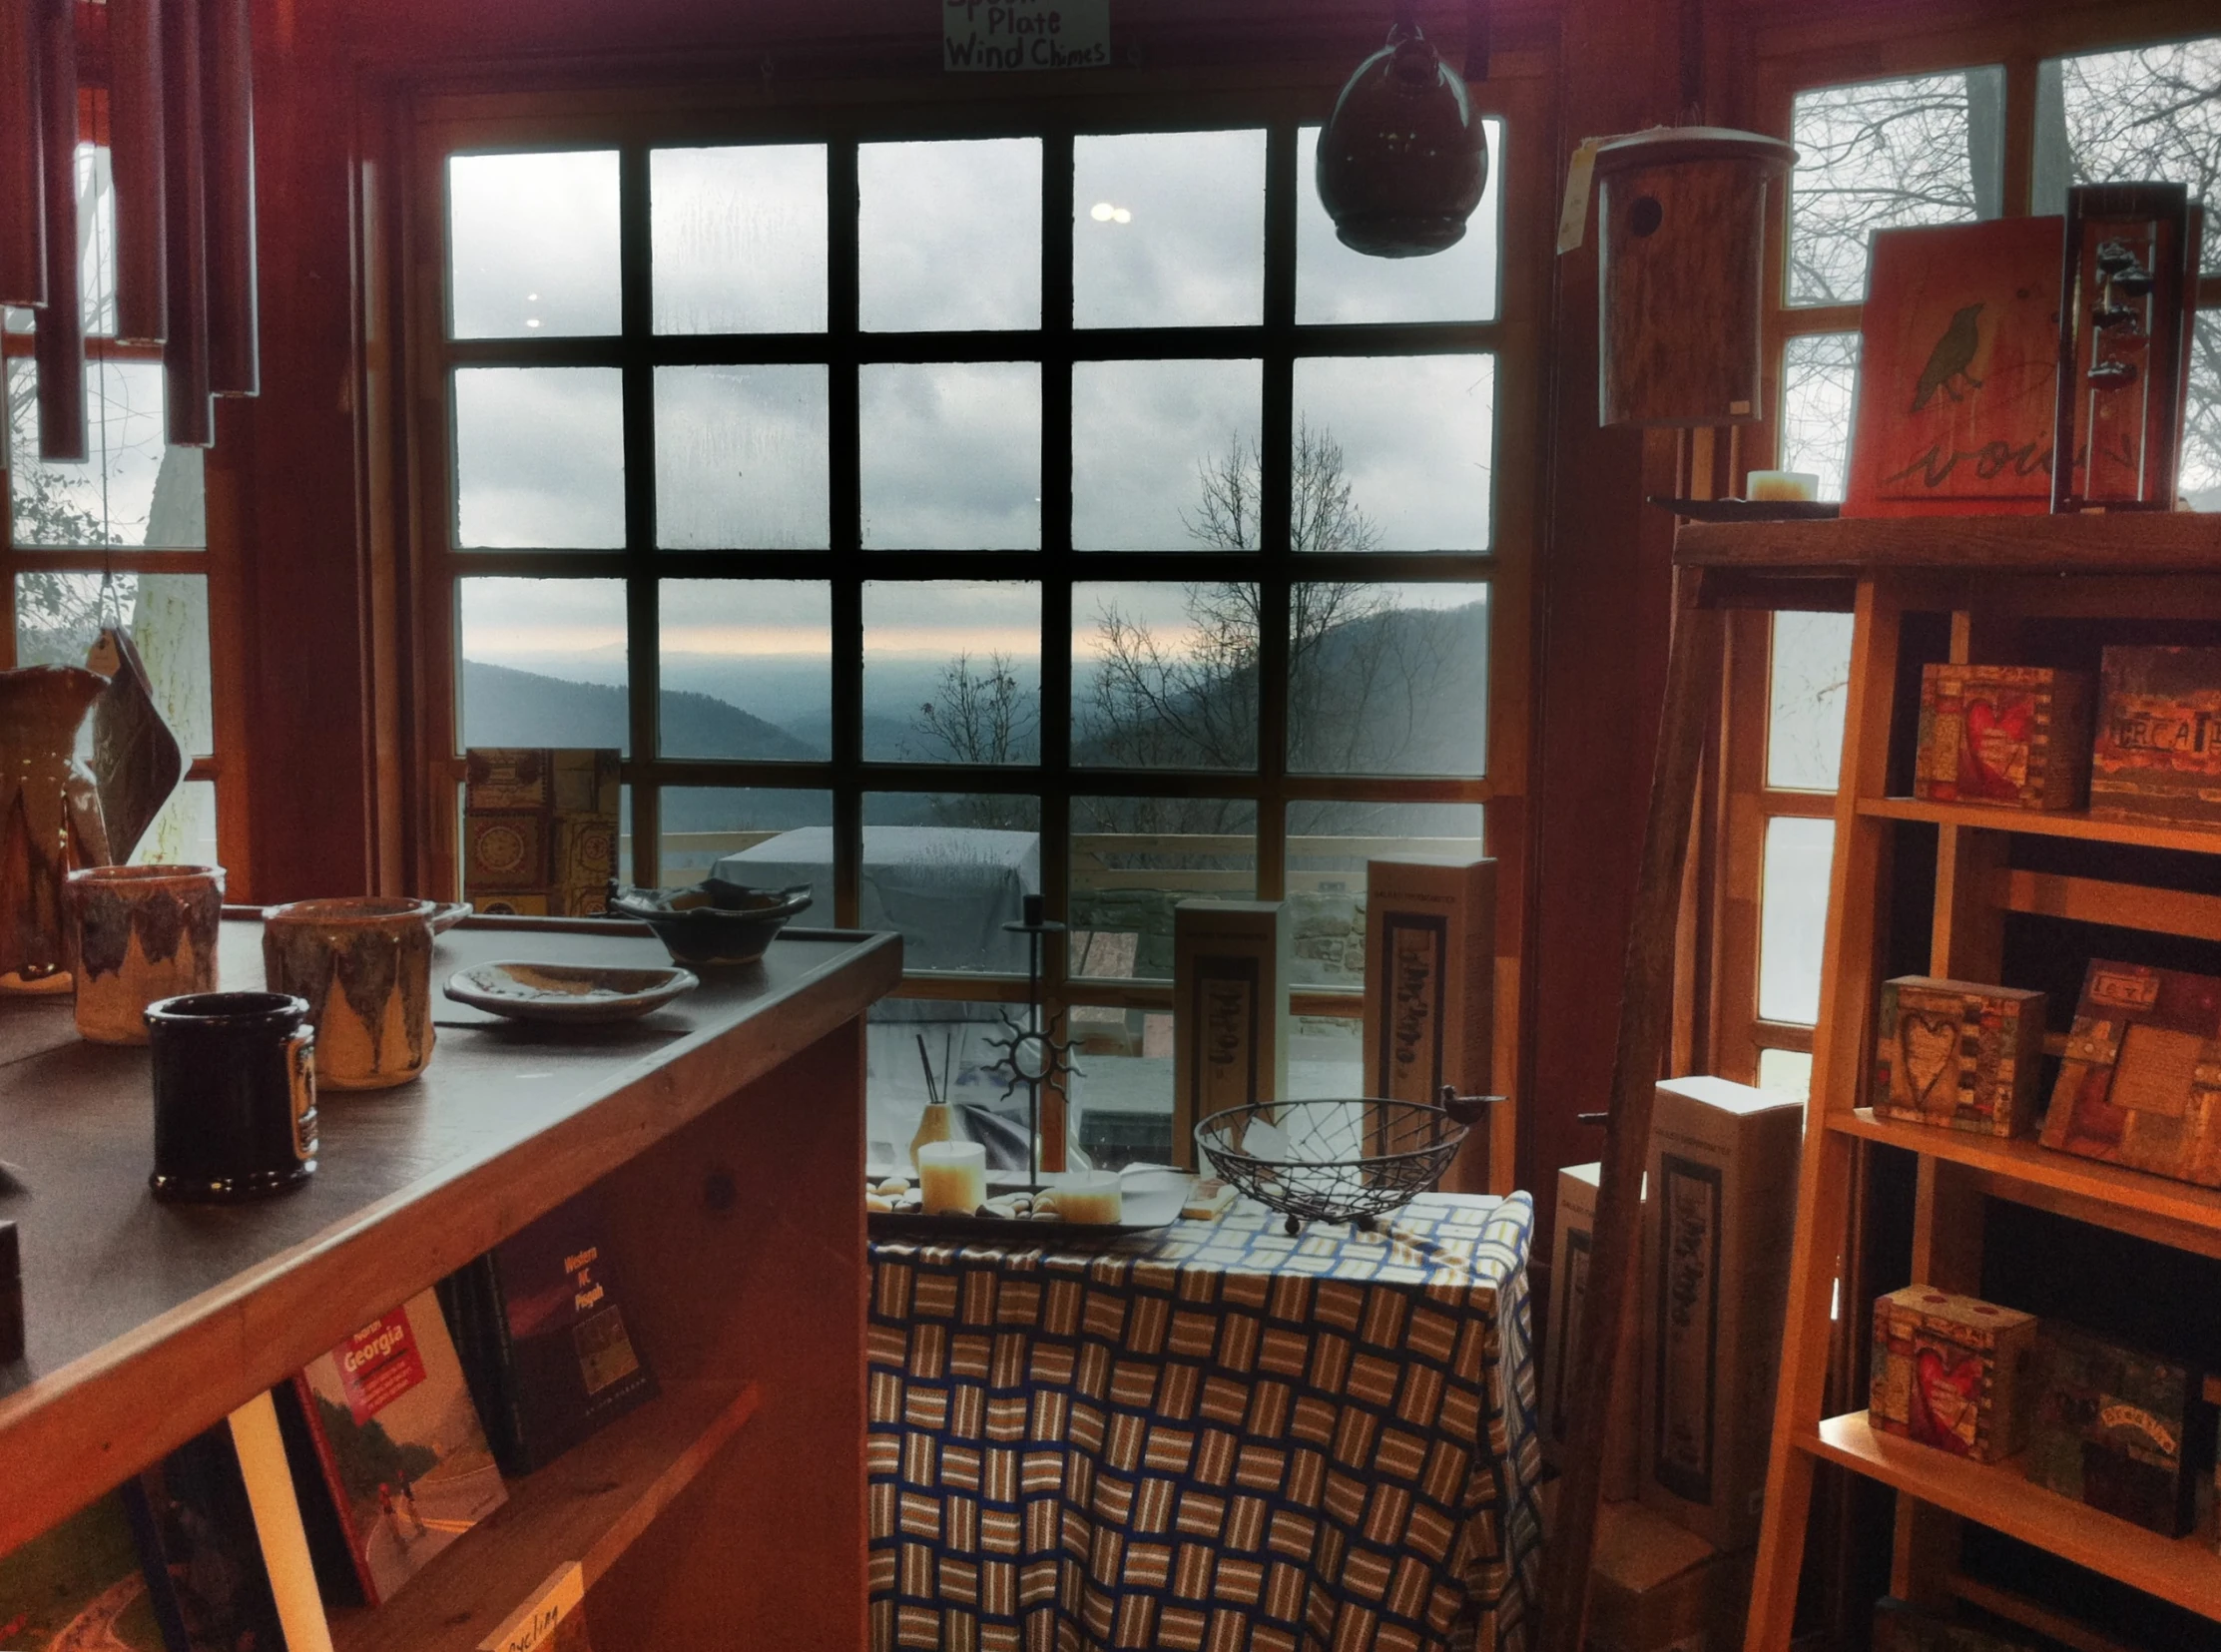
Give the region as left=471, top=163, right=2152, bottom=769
left=422, top=98, right=1521, bottom=1166
left=2, top=111, right=222, bottom=872
left=1716, top=31, right=2221, bottom=1098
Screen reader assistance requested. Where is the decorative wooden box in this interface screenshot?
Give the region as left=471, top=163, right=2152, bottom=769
left=2089, top=646, right=2221, bottom=827
left=1914, top=664, right=2092, bottom=811
left=1870, top=1287, right=2037, bottom=1462
left=1873, top=976, right=2046, bottom=1137
left=2026, top=1322, right=2207, bottom=1537
left=2042, top=959, right=2221, bottom=1189
left=1172, top=900, right=1290, bottom=1173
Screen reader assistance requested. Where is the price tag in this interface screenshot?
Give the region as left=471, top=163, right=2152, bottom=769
left=944, top=0, right=1111, bottom=72
left=1556, top=137, right=1604, bottom=255
left=478, top=1562, right=585, bottom=1652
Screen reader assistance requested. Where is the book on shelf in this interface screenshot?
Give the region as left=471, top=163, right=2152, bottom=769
left=438, top=1192, right=658, bottom=1475
left=0, top=1484, right=172, bottom=1652
left=285, top=1287, right=509, bottom=1606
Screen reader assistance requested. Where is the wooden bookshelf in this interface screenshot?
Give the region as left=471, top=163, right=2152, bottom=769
left=1856, top=796, right=2221, bottom=857
left=1804, top=1413, right=2221, bottom=1624
left=331, top=1380, right=761, bottom=1652
left=0, top=912, right=899, bottom=1648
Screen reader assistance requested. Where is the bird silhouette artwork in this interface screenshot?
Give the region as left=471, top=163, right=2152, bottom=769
left=1911, top=301, right=1986, bottom=411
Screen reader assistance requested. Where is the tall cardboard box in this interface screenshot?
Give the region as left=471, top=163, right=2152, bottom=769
left=1363, top=854, right=1495, bottom=1106
left=1640, top=1076, right=1803, bottom=1550
left=1585, top=1499, right=1755, bottom=1652
left=1544, top=1161, right=1641, bottom=1500
left=1174, top=901, right=1291, bottom=1171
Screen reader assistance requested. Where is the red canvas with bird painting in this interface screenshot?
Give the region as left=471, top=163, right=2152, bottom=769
left=1844, top=217, right=2065, bottom=517
left=1870, top=1286, right=2037, bottom=1463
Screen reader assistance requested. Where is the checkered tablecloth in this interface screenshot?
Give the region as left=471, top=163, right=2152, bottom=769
left=866, top=1193, right=1542, bottom=1652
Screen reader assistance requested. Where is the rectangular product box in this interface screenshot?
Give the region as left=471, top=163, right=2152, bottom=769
left=2026, top=1322, right=2208, bottom=1537
left=1363, top=854, right=1495, bottom=1109
left=1543, top=1161, right=1640, bottom=1500
left=2090, top=646, right=2221, bottom=827
left=1916, top=664, right=2093, bottom=811
left=1174, top=900, right=1291, bottom=1173
left=1584, top=1498, right=1755, bottom=1652
left=1873, top=976, right=2046, bottom=1138
left=1870, top=1287, right=2038, bottom=1462
left=1639, top=1076, right=1803, bottom=1550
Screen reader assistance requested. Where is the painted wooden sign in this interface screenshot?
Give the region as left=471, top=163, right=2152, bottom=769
left=943, top=0, right=1111, bottom=71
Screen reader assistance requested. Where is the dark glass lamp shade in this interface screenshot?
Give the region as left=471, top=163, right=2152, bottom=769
left=1316, top=22, right=1489, bottom=259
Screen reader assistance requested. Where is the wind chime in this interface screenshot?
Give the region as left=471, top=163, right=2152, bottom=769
left=1, top=0, right=261, bottom=457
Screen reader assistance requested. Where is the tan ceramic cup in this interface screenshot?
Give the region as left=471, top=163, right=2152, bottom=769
left=262, top=897, right=438, bottom=1090
left=66, top=864, right=225, bottom=1044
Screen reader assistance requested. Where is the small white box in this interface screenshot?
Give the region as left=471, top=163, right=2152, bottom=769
left=1546, top=1161, right=1642, bottom=1500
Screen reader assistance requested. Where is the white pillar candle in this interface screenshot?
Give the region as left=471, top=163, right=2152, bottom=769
left=1052, top=1170, right=1123, bottom=1225
left=1746, top=469, right=1820, bottom=502
left=916, top=1140, right=987, bottom=1215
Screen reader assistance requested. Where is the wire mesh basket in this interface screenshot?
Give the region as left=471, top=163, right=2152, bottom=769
left=1193, top=1090, right=1500, bottom=1235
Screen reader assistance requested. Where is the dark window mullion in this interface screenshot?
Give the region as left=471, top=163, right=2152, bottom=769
left=1040, top=127, right=1075, bottom=1009
left=619, top=144, right=661, bottom=886
left=1255, top=120, right=1299, bottom=904
left=829, top=137, right=865, bottom=928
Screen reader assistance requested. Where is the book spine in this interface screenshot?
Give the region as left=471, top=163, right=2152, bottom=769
left=229, top=1389, right=337, bottom=1652
left=482, top=1251, right=536, bottom=1474
left=287, top=1369, right=384, bottom=1606
left=270, top=1378, right=370, bottom=1610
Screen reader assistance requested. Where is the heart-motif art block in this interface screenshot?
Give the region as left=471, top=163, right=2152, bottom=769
left=1877, top=976, right=2047, bottom=1139
left=1899, top=1012, right=1960, bottom=1112
left=1959, top=695, right=2032, bottom=799
left=1917, top=664, right=2091, bottom=813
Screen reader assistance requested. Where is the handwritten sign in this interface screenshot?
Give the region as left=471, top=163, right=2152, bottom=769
left=944, top=0, right=1110, bottom=72
left=479, top=1562, right=585, bottom=1652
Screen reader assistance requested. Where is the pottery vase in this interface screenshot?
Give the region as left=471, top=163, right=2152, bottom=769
left=262, top=897, right=438, bottom=1090
left=0, top=666, right=114, bottom=989
left=67, top=863, right=225, bottom=1044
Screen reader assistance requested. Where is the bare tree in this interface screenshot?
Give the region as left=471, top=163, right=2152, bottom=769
left=901, top=650, right=1040, bottom=831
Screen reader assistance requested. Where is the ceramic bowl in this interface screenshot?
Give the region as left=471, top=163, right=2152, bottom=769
left=443, top=961, right=700, bottom=1024
left=422, top=900, right=473, bottom=934
left=607, top=880, right=812, bottom=968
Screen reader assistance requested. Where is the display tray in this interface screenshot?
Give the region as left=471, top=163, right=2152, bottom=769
left=864, top=1166, right=1193, bottom=1239
left=1649, top=495, right=1842, bottom=522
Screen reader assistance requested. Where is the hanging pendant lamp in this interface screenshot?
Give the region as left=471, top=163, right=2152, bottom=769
left=1315, top=1, right=1490, bottom=259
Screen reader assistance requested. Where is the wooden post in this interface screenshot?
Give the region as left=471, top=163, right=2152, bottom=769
left=1535, top=565, right=1725, bottom=1652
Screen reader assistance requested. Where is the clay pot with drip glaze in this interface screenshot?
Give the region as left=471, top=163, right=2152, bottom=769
left=262, top=897, right=438, bottom=1090
left=1315, top=18, right=1489, bottom=258
left=0, top=665, right=114, bottom=990
left=67, top=863, right=225, bottom=1044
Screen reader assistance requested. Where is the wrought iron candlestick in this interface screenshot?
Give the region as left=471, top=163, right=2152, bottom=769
left=984, top=894, right=1079, bottom=1186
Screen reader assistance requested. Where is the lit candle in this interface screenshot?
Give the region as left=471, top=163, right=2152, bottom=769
left=1746, top=469, right=1820, bottom=502
left=916, top=1140, right=987, bottom=1215
left=1051, top=1170, right=1123, bottom=1225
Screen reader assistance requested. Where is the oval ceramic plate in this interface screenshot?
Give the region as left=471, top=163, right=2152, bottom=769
left=443, top=960, right=699, bottom=1024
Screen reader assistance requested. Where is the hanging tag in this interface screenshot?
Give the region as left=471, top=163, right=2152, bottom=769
left=1557, top=137, right=1604, bottom=255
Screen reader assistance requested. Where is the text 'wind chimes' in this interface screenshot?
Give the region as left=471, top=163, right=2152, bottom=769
left=0, top=0, right=259, bottom=457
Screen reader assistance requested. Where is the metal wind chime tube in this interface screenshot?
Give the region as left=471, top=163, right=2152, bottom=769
left=109, top=0, right=168, bottom=346
left=163, top=0, right=215, bottom=445
left=33, top=0, right=84, bottom=461
left=0, top=0, right=44, bottom=308
left=202, top=0, right=254, bottom=396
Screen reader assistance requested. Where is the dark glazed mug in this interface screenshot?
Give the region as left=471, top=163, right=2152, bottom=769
left=145, top=991, right=318, bottom=1202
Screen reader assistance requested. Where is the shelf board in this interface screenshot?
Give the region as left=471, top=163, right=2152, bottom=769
left=1673, top=511, right=2221, bottom=574
left=1834, top=1110, right=2221, bottom=1258
left=1804, top=1412, right=2221, bottom=1623
left=1855, top=796, right=2221, bottom=855
left=331, top=1379, right=761, bottom=1652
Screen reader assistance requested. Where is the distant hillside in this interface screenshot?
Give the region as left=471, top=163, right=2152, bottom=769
left=782, top=707, right=923, bottom=759
left=462, top=660, right=815, bottom=761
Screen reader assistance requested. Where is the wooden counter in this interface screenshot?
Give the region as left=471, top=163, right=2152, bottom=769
left=0, top=913, right=898, bottom=1650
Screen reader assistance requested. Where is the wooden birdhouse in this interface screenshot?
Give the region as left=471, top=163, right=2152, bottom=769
left=1592, top=127, right=1796, bottom=427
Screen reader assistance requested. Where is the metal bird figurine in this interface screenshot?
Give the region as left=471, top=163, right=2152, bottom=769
left=1911, top=301, right=1985, bottom=411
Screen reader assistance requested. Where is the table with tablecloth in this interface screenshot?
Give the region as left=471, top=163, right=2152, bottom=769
left=865, top=1193, right=1543, bottom=1652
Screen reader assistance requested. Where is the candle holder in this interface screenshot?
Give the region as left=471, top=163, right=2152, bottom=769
left=985, top=894, right=1080, bottom=1186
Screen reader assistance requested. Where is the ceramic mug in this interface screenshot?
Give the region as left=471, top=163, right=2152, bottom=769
left=262, top=897, right=438, bottom=1090
left=65, top=863, right=225, bottom=1044
left=146, top=991, right=317, bottom=1202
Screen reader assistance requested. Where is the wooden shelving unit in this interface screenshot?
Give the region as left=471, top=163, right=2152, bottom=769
left=0, top=915, right=900, bottom=1650
left=1668, top=515, right=2221, bottom=1649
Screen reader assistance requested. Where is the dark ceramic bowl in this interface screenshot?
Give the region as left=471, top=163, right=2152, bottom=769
left=607, top=879, right=813, bottom=967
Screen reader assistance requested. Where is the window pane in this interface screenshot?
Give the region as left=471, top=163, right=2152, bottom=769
left=1292, top=356, right=1493, bottom=550
left=1290, top=583, right=1487, bottom=777
left=1071, top=358, right=1261, bottom=551
left=1291, top=1016, right=1364, bottom=1101
left=15, top=572, right=212, bottom=753
left=1285, top=800, right=1486, bottom=990
left=448, top=151, right=620, bottom=338
left=658, top=787, right=833, bottom=883
left=865, top=1001, right=1014, bottom=1170
left=133, top=778, right=217, bottom=868
left=2043, top=40, right=2221, bottom=276
left=859, top=363, right=1040, bottom=548
left=1070, top=796, right=1257, bottom=981
left=453, top=367, right=625, bottom=549
left=77, top=142, right=115, bottom=336
left=860, top=792, right=1043, bottom=972
left=1296, top=120, right=1504, bottom=323
left=1072, top=582, right=1258, bottom=771
left=457, top=577, right=628, bottom=753
left=1074, top=129, right=1266, bottom=328
left=859, top=139, right=1041, bottom=332
left=1767, top=611, right=1854, bottom=793
left=1758, top=816, right=1835, bottom=1025
left=658, top=580, right=832, bottom=759
left=1780, top=332, right=1861, bottom=503
left=2190, top=310, right=2221, bottom=513
left=651, top=145, right=828, bottom=333
left=1788, top=70, right=2001, bottom=305
left=654, top=365, right=829, bottom=549
left=1757, top=1047, right=1814, bottom=1102
left=863, top=581, right=1042, bottom=764
left=8, top=358, right=205, bottom=547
